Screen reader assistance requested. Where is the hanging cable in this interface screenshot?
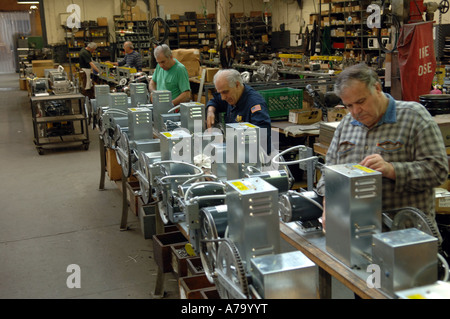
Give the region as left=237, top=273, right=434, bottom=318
left=219, top=35, right=237, bottom=69
left=149, top=17, right=169, bottom=46
left=377, top=12, right=400, bottom=53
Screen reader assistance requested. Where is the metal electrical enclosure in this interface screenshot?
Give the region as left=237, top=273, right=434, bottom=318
left=226, top=177, right=280, bottom=271
left=250, top=251, right=318, bottom=299
left=108, top=92, right=128, bottom=112
left=152, top=90, right=172, bottom=132
left=93, top=84, right=110, bottom=109
left=324, top=163, right=382, bottom=268
left=225, top=122, right=261, bottom=179
left=130, top=83, right=148, bottom=107
left=127, top=107, right=152, bottom=141
left=160, top=129, right=193, bottom=163
left=179, top=102, right=205, bottom=133
left=372, top=228, right=438, bottom=297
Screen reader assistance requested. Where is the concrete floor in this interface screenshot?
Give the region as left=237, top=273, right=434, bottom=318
left=0, top=72, right=353, bottom=300
left=0, top=73, right=179, bottom=299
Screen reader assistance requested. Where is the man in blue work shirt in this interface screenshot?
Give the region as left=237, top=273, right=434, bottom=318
left=206, top=69, right=272, bottom=154
left=109, top=41, right=142, bottom=71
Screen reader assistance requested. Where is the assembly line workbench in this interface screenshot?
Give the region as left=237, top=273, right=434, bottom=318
left=30, top=93, right=90, bottom=155
left=280, top=222, right=391, bottom=299
left=172, top=220, right=391, bottom=299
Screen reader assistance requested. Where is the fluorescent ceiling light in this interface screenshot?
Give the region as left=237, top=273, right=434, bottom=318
left=17, top=1, right=40, bottom=4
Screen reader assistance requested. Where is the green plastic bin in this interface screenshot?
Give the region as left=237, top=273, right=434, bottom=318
left=259, top=87, right=303, bottom=118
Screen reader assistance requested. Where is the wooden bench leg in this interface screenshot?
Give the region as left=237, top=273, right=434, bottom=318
left=318, top=267, right=332, bottom=299
left=98, top=135, right=106, bottom=190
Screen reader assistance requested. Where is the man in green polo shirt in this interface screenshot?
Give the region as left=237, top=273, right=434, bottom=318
left=149, top=44, right=191, bottom=106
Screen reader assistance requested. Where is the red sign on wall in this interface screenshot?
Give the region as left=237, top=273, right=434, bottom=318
left=398, top=21, right=436, bottom=102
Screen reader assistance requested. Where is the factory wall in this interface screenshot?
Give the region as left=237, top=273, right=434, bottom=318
left=43, top=0, right=450, bottom=46
left=42, top=0, right=318, bottom=46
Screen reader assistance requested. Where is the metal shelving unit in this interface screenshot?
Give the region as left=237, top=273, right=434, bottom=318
left=318, top=0, right=387, bottom=66
left=165, top=17, right=217, bottom=52
left=114, top=17, right=151, bottom=67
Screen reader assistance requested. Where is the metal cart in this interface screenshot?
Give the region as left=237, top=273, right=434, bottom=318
left=30, top=93, right=90, bottom=154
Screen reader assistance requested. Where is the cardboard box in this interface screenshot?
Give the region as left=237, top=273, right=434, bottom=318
left=97, top=17, right=108, bottom=26
left=250, top=11, right=263, bottom=17
left=199, top=67, right=219, bottom=82
left=309, top=13, right=319, bottom=25
left=19, top=78, right=27, bottom=90
left=106, top=148, right=122, bottom=181
left=172, top=49, right=200, bottom=77
left=74, top=30, right=85, bottom=37
left=126, top=180, right=140, bottom=216
left=327, top=107, right=349, bottom=122
left=289, top=108, right=322, bottom=124
left=434, top=115, right=450, bottom=147
left=32, top=59, right=54, bottom=77
left=436, top=188, right=450, bottom=214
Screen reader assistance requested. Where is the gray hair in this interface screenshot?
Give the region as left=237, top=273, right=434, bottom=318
left=154, top=44, right=172, bottom=58
left=87, top=42, right=97, bottom=49
left=334, top=63, right=380, bottom=96
left=213, top=69, right=243, bottom=88
left=124, top=41, right=134, bottom=49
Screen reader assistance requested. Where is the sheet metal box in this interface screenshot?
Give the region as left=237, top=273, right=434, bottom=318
left=396, top=281, right=450, bottom=299
left=160, top=129, right=193, bottom=163
left=130, top=83, right=148, bottom=107
left=324, top=163, right=382, bottom=268
left=225, top=122, right=261, bottom=179
left=226, top=177, right=280, bottom=272
left=180, top=102, right=205, bottom=133
left=250, top=251, right=318, bottom=299
left=193, top=130, right=223, bottom=159
left=152, top=90, right=173, bottom=132
left=130, top=139, right=160, bottom=153
left=127, top=107, right=153, bottom=141
left=108, top=92, right=128, bottom=112
left=372, top=228, right=438, bottom=297
left=210, top=142, right=227, bottom=181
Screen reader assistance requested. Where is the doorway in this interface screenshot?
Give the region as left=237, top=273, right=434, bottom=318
left=0, top=11, right=31, bottom=73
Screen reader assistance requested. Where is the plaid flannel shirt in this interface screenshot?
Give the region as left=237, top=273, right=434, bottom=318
left=316, top=94, right=448, bottom=218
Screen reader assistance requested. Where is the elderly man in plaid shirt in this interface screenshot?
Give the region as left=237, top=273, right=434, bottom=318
left=316, top=63, right=448, bottom=235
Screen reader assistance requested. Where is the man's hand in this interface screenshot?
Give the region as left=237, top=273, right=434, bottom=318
left=206, top=107, right=216, bottom=129
left=360, top=154, right=396, bottom=180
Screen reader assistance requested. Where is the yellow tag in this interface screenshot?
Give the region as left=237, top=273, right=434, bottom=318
left=130, top=108, right=136, bottom=111
left=407, top=294, right=426, bottom=299
left=184, top=243, right=196, bottom=257
left=353, top=164, right=376, bottom=173
left=162, top=132, right=172, bottom=137
left=244, top=123, right=256, bottom=128
left=232, top=181, right=249, bottom=191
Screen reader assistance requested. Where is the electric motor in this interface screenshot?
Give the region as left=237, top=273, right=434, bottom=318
left=279, top=190, right=323, bottom=223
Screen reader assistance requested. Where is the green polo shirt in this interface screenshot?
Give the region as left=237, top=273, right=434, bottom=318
left=152, top=58, right=190, bottom=99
